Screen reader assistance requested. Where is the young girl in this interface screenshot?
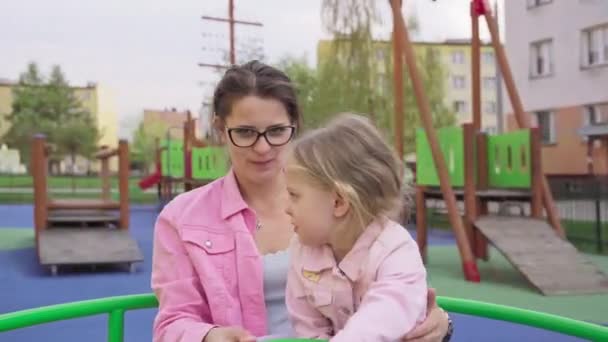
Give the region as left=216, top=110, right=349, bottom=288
left=284, top=113, right=428, bottom=341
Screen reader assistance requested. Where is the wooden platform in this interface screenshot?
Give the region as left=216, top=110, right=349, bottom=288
left=47, top=210, right=119, bottom=227
left=424, top=188, right=531, bottom=201
left=38, top=228, right=143, bottom=276
left=49, top=199, right=120, bottom=210
left=475, top=215, right=608, bottom=295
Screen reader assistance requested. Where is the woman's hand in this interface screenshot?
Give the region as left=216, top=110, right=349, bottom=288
left=203, top=326, right=256, bottom=342
left=402, top=288, right=450, bottom=342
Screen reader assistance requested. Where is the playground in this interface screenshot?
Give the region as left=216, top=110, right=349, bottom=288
left=1, top=204, right=608, bottom=341
left=1, top=0, right=608, bottom=341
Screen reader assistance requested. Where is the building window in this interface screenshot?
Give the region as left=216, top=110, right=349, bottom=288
left=483, top=51, right=494, bottom=65
left=429, top=48, right=441, bottom=60
left=453, top=101, right=468, bottom=114
left=484, top=126, right=497, bottom=134
left=530, top=39, right=554, bottom=78
left=527, top=0, right=552, bottom=9
left=484, top=101, right=497, bottom=114
left=534, top=110, right=556, bottom=144
left=451, top=50, right=465, bottom=64
left=452, top=75, right=466, bottom=89
left=583, top=103, right=608, bottom=126
left=483, top=76, right=496, bottom=89
left=581, top=24, right=608, bottom=68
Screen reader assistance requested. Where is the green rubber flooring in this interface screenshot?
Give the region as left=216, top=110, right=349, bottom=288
left=0, top=228, right=34, bottom=251
left=426, top=246, right=608, bottom=324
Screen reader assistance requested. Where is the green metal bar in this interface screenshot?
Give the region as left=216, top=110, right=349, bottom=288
left=0, top=294, right=157, bottom=332
left=1, top=293, right=607, bottom=341
left=108, top=309, right=125, bottom=342
left=437, top=296, right=608, bottom=341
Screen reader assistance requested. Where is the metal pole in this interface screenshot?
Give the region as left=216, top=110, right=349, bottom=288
left=494, top=1, right=504, bottom=133
left=595, top=181, right=602, bottom=253
left=482, top=2, right=565, bottom=238
left=471, top=1, right=482, bottom=131
left=229, top=0, right=236, bottom=65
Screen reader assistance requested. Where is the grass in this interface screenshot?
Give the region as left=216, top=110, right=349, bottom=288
left=0, top=192, right=158, bottom=204
left=0, top=175, right=161, bottom=204
left=0, top=174, right=144, bottom=189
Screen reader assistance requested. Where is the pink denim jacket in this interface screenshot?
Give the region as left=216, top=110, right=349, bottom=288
left=286, top=219, right=428, bottom=341
left=151, top=170, right=268, bottom=342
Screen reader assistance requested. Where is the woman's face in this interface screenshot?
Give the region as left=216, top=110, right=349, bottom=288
left=220, top=95, right=294, bottom=186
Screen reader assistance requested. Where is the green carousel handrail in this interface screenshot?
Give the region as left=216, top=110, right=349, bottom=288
left=0, top=293, right=607, bottom=342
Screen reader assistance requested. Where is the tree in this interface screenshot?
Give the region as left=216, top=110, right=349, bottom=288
left=317, top=0, right=456, bottom=156
left=3, top=62, right=100, bottom=170
left=54, top=117, right=101, bottom=189
left=274, top=55, right=324, bottom=130
left=131, top=121, right=166, bottom=175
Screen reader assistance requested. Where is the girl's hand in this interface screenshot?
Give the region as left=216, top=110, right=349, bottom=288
left=203, top=326, right=257, bottom=342
left=402, top=288, right=450, bottom=342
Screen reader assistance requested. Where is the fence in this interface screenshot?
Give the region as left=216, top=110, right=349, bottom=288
left=550, top=176, right=608, bottom=254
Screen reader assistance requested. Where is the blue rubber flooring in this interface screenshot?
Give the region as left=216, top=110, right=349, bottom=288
left=0, top=205, right=596, bottom=341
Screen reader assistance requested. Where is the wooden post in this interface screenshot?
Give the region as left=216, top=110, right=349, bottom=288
left=390, top=0, right=479, bottom=282
left=482, top=4, right=565, bottom=238
left=100, top=157, right=110, bottom=201
left=475, top=132, right=489, bottom=260
left=471, top=1, right=482, bottom=131
left=392, top=0, right=405, bottom=158
left=118, top=140, right=130, bottom=229
left=184, top=118, right=193, bottom=192
left=416, top=186, right=428, bottom=263
left=530, top=128, right=543, bottom=218
left=463, top=123, right=477, bottom=248
left=32, top=134, right=48, bottom=239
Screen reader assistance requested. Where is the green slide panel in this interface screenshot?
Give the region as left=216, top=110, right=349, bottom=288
left=191, top=147, right=228, bottom=180
left=487, top=130, right=531, bottom=189
left=161, top=139, right=184, bottom=178
left=416, top=127, right=465, bottom=187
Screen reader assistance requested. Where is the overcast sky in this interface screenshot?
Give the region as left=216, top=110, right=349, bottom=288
left=0, top=0, right=504, bottom=139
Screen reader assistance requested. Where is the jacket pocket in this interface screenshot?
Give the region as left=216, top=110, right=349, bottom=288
left=181, top=227, right=237, bottom=288
left=181, top=227, right=237, bottom=324
left=182, top=228, right=236, bottom=255
left=307, top=287, right=333, bottom=308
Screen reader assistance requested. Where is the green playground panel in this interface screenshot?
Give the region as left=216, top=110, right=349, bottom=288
left=487, top=130, right=532, bottom=189
left=191, top=147, right=229, bottom=180
left=416, top=127, right=465, bottom=187
left=161, top=139, right=185, bottom=178
left=1, top=293, right=607, bottom=342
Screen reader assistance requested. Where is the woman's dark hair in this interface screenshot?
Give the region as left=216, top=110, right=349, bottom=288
left=212, top=60, right=301, bottom=127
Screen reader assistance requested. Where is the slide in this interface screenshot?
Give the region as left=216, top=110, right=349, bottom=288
left=138, top=171, right=161, bottom=190
left=474, top=215, right=608, bottom=295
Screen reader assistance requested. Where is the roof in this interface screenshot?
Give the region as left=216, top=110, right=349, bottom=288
left=318, top=37, right=495, bottom=47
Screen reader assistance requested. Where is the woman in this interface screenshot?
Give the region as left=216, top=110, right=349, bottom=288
left=151, top=60, right=452, bottom=342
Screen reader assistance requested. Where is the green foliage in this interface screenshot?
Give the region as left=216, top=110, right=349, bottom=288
left=291, top=0, right=457, bottom=156
left=131, top=121, right=165, bottom=173
left=3, top=62, right=100, bottom=168
left=275, top=55, right=324, bottom=129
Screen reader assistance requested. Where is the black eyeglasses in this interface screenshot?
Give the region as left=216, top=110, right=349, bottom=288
left=226, top=125, right=296, bottom=148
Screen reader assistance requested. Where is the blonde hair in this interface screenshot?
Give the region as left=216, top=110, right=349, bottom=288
left=289, top=113, right=407, bottom=234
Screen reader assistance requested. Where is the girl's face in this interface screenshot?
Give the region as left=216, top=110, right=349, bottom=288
left=220, top=95, right=295, bottom=186
left=285, top=162, right=349, bottom=247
